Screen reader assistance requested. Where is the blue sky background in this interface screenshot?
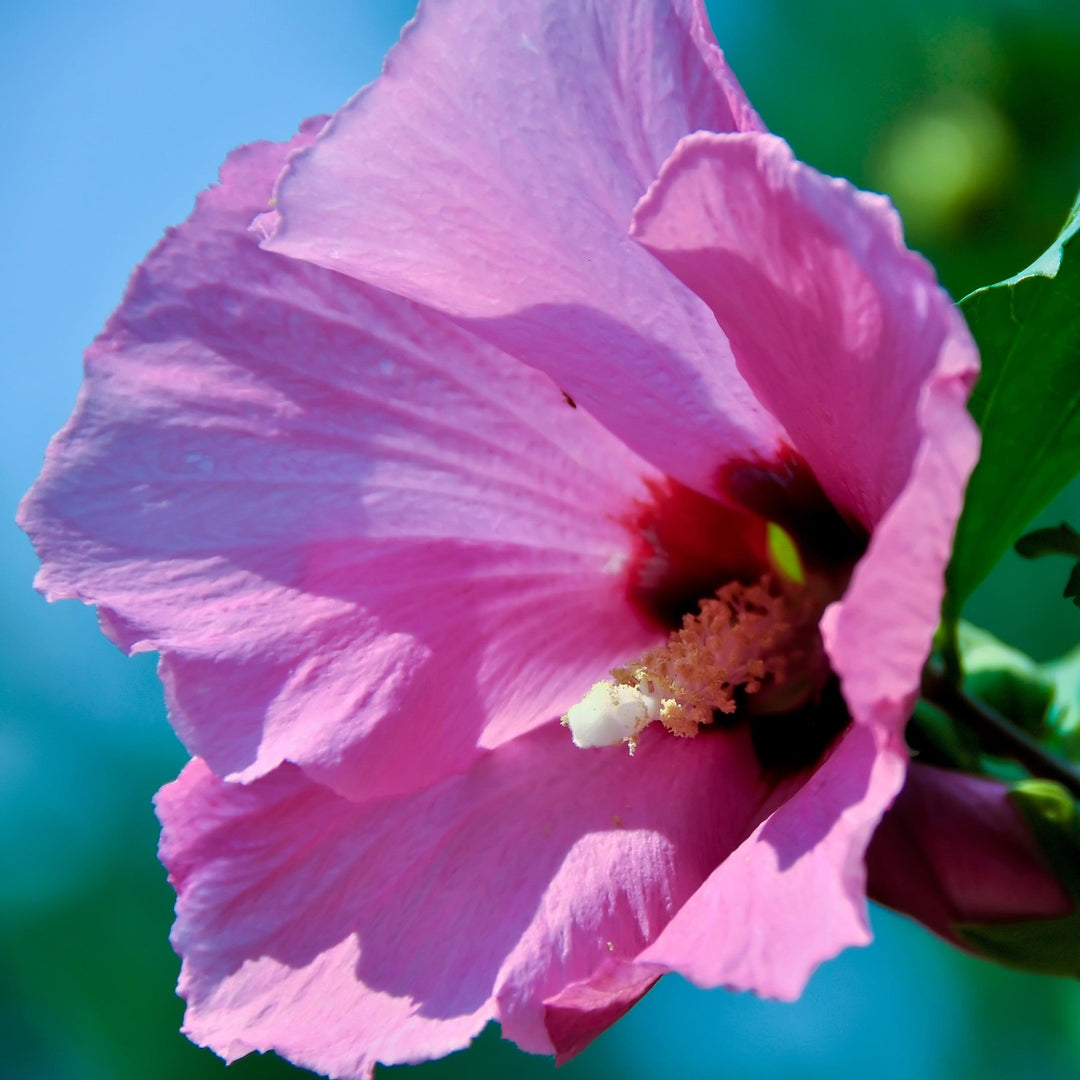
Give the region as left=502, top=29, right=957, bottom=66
left=3, top=2, right=1080, bottom=1078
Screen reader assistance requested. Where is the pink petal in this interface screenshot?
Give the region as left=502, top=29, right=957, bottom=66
left=262, top=1, right=788, bottom=496
left=542, top=960, right=659, bottom=1065
left=631, top=131, right=979, bottom=529
left=620, top=127, right=978, bottom=1000
left=819, top=320, right=978, bottom=739
left=156, top=721, right=770, bottom=1076
left=867, top=763, right=1071, bottom=942
left=19, top=123, right=665, bottom=799
left=637, top=721, right=905, bottom=999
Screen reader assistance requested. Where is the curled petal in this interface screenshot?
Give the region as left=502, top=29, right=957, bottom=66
left=629, top=129, right=979, bottom=999
left=638, top=721, right=904, bottom=999
left=156, top=723, right=769, bottom=1075
left=631, top=130, right=977, bottom=530
left=543, top=960, right=659, bottom=1065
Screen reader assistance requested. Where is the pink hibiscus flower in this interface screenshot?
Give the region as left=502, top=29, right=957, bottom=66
left=20, top=0, right=1067, bottom=1075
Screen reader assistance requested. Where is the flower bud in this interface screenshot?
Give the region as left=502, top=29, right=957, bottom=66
left=867, top=762, right=1078, bottom=973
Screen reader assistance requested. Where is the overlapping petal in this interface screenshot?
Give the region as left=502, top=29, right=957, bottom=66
left=156, top=723, right=769, bottom=1077
left=262, top=0, right=787, bottom=496
left=159, top=681, right=914, bottom=1076
left=631, top=131, right=978, bottom=531
left=19, top=123, right=668, bottom=799
left=637, top=721, right=903, bottom=998
left=542, top=960, right=660, bottom=1064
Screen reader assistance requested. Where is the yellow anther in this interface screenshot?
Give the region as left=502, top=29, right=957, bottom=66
left=563, top=575, right=818, bottom=751
left=612, top=576, right=809, bottom=740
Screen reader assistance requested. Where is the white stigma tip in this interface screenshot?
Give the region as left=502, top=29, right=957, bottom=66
left=563, top=680, right=658, bottom=750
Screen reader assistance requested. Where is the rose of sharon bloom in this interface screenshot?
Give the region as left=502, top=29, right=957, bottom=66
left=23, top=1, right=1063, bottom=1076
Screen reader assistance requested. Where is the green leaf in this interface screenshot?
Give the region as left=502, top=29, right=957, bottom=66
left=958, top=622, right=1054, bottom=740
left=1043, top=644, right=1080, bottom=760
left=944, top=188, right=1080, bottom=620
left=951, top=622, right=1080, bottom=760
left=1014, top=522, right=1080, bottom=609
left=1066, top=562, right=1080, bottom=608
left=906, top=697, right=984, bottom=772
left=1015, top=522, right=1080, bottom=560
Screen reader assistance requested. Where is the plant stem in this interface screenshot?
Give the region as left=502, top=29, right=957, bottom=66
left=922, top=662, right=1080, bottom=801
left=938, top=617, right=962, bottom=686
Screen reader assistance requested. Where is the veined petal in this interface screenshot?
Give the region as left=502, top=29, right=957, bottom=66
left=156, top=722, right=768, bottom=1077
left=631, top=131, right=978, bottom=529
left=262, top=0, right=787, bottom=496
left=19, top=123, right=664, bottom=799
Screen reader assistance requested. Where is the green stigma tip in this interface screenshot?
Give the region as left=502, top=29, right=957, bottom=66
left=767, top=522, right=805, bottom=585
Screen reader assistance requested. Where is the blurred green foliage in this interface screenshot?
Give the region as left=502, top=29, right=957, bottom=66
left=717, top=0, right=1080, bottom=301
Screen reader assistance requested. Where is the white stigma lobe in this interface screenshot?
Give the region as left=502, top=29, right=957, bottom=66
left=561, top=680, right=661, bottom=754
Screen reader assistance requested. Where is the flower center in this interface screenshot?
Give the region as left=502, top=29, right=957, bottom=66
left=562, top=575, right=823, bottom=754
